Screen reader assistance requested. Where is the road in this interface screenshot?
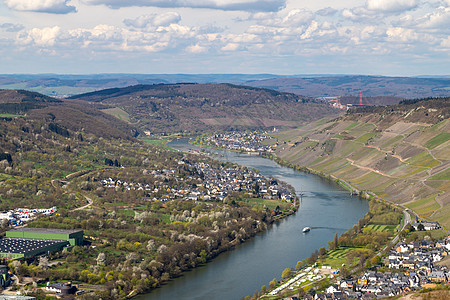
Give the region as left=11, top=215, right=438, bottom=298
left=74, top=195, right=93, bottom=211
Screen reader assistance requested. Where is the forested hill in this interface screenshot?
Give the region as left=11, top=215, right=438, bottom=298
left=69, top=83, right=340, bottom=133
left=272, top=97, right=450, bottom=229
left=0, top=89, right=139, bottom=139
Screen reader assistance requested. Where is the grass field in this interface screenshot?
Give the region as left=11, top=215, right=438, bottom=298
left=141, top=138, right=176, bottom=151
left=102, top=107, right=131, bottom=123
left=355, top=132, right=378, bottom=144
left=320, top=247, right=359, bottom=269
left=406, top=152, right=440, bottom=168
left=0, top=114, right=23, bottom=117
left=405, top=194, right=440, bottom=217
left=425, top=132, right=450, bottom=150
left=428, top=168, right=450, bottom=181
left=239, top=197, right=292, bottom=211
left=363, top=224, right=398, bottom=233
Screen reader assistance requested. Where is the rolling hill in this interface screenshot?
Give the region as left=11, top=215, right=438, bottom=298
left=248, top=76, right=450, bottom=99
left=69, top=83, right=340, bottom=134
left=271, top=97, right=450, bottom=229
left=0, top=89, right=138, bottom=140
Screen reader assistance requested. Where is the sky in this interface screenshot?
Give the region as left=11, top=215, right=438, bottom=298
left=0, top=0, right=449, bottom=75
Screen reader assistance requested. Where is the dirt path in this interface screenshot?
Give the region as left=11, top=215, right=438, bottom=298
left=74, top=195, right=93, bottom=211
left=346, top=158, right=396, bottom=179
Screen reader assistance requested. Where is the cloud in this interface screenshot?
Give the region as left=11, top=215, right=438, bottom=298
left=4, top=0, right=76, bottom=13
left=366, top=0, right=419, bottom=12
left=186, top=44, right=207, bottom=53
left=83, top=0, right=286, bottom=12
left=417, top=6, right=450, bottom=28
left=316, top=7, right=338, bottom=16
left=124, top=12, right=181, bottom=28
left=0, top=23, right=25, bottom=32
left=17, top=26, right=61, bottom=46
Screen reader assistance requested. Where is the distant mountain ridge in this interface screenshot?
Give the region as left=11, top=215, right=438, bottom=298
left=247, top=76, right=450, bottom=99
left=69, top=83, right=340, bottom=133
left=1, top=74, right=449, bottom=99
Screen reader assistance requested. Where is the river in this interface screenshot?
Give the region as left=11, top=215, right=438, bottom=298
left=139, top=139, right=369, bottom=300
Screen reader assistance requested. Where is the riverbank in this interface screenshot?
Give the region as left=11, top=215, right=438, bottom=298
left=137, top=138, right=369, bottom=300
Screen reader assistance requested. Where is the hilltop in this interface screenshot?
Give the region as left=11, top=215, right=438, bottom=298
left=69, top=83, right=339, bottom=133
left=0, top=89, right=138, bottom=139
left=271, top=97, right=450, bottom=228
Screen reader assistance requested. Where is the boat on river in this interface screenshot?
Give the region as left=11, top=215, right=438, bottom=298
left=302, top=227, right=311, bottom=233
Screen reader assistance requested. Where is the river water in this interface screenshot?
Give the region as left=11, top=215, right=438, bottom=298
left=140, top=139, right=369, bottom=300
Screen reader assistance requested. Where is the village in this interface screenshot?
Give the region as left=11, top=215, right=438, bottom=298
left=291, top=236, right=450, bottom=300
left=100, top=160, right=295, bottom=204
left=196, top=131, right=275, bottom=153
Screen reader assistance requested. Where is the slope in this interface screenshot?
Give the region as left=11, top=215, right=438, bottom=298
left=272, top=98, right=450, bottom=228
left=0, top=90, right=139, bottom=140
left=69, top=83, right=340, bottom=133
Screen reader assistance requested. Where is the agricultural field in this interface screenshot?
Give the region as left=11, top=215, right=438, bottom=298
left=319, top=247, right=359, bottom=269
left=363, top=224, right=398, bottom=233
left=102, top=107, right=131, bottom=123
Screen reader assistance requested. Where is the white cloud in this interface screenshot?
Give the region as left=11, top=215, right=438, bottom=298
left=5, top=0, right=76, bottom=13
left=366, top=0, right=419, bottom=12
left=186, top=44, right=207, bottom=53
left=124, top=12, right=181, bottom=28
left=82, top=0, right=286, bottom=12
left=416, top=6, right=450, bottom=28
left=17, top=26, right=61, bottom=46
left=221, top=42, right=239, bottom=51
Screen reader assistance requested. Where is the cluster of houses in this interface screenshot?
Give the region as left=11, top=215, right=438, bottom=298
left=199, top=131, right=274, bottom=152
left=301, top=237, right=450, bottom=299
left=100, top=161, right=295, bottom=204
left=0, top=207, right=57, bottom=226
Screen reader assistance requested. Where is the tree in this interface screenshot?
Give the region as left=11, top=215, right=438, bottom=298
left=417, top=223, right=425, bottom=231
left=282, top=268, right=292, bottom=279
left=97, top=253, right=106, bottom=266
left=269, top=278, right=277, bottom=289
left=319, top=247, right=327, bottom=257
left=370, top=255, right=381, bottom=266
left=333, top=233, right=339, bottom=250
left=38, top=256, right=49, bottom=270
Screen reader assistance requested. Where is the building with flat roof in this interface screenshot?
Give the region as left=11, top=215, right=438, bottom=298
left=0, top=238, right=69, bottom=260
left=6, top=228, right=83, bottom=246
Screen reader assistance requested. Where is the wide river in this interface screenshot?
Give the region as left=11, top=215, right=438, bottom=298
left=139, top=139, right=369, bottom=300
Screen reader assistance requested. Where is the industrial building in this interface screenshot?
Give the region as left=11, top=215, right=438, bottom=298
left=0, top=228, right=83, bottom=260
left=6, top=228, right=83, bottom=246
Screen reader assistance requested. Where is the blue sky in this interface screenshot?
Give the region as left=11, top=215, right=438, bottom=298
left=0, top=0, right=449, bottom=75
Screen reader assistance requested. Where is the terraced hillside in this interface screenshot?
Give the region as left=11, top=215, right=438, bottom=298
left=272, top=98, right=450, bottom=229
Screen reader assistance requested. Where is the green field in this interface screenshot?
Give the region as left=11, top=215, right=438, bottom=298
left=102, top=107, right=131, bottom=123
left=428, top=168, right=450, bottom=181
left=141, top=138, right=176, bottom=151
left=355, top=132, right=378, bottom=144
left=320, top=247, right=359, bottom=269
left=406, top=152, right=440, bottom=168
left=425, top=132, right=450, bottom=149
left=406, top=194, right=440, bottom=217
left=0, top=114, right=23, bottom=117
left=363, top=224, right=398, bottom=233
left=239, top=197, right=292, bottom=211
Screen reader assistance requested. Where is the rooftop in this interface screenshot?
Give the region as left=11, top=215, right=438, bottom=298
left=9, top=228, right=82, bottom=235
left=0, top=238, right=68, bottom=254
